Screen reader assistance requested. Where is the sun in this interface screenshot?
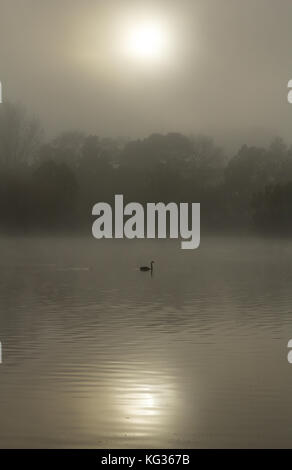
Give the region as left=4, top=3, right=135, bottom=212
left=123, top=19, right=169, bottom=62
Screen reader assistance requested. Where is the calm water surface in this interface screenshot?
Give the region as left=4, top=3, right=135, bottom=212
left=0, top=236, right=292, bottom=448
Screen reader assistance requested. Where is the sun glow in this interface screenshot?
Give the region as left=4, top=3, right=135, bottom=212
left=123, top=19, right=169, bottom=62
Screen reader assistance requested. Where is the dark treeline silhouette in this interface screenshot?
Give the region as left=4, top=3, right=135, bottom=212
left=1, top=102, right=292, bottom=235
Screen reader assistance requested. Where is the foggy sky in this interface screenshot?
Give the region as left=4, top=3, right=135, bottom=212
left=1, top=0, right=292, bottom=153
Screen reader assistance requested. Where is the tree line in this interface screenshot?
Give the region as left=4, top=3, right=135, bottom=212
left=1, top=102, right=292, bottom=234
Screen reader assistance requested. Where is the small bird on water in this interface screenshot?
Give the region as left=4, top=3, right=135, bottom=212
left=140, top=261, right=154, bottom=272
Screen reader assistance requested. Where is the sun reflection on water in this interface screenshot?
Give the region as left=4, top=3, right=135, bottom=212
left=126, top=386, right=158, bottom=417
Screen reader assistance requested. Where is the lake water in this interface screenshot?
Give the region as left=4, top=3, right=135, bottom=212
left=0, top=235, right=292, bottom=448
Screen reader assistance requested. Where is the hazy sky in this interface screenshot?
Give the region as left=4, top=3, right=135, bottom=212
left=1, top=0, right=292, bottom=152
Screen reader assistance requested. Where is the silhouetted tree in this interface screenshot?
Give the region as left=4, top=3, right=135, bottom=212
left=0, top=102, right=42, bottom=167
left=31, top=160, right=79, bottom=230
left=38, top=131, right=85, bottom=169
left=252, top=182, right=292, bottom=233
left=1, top=102, right=292, bottom=235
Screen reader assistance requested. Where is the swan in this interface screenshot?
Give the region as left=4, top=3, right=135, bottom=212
left=140, top=261, right=154, bottom=272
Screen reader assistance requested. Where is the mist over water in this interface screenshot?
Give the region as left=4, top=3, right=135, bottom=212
left=0, top=236, right=291, bottom=448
